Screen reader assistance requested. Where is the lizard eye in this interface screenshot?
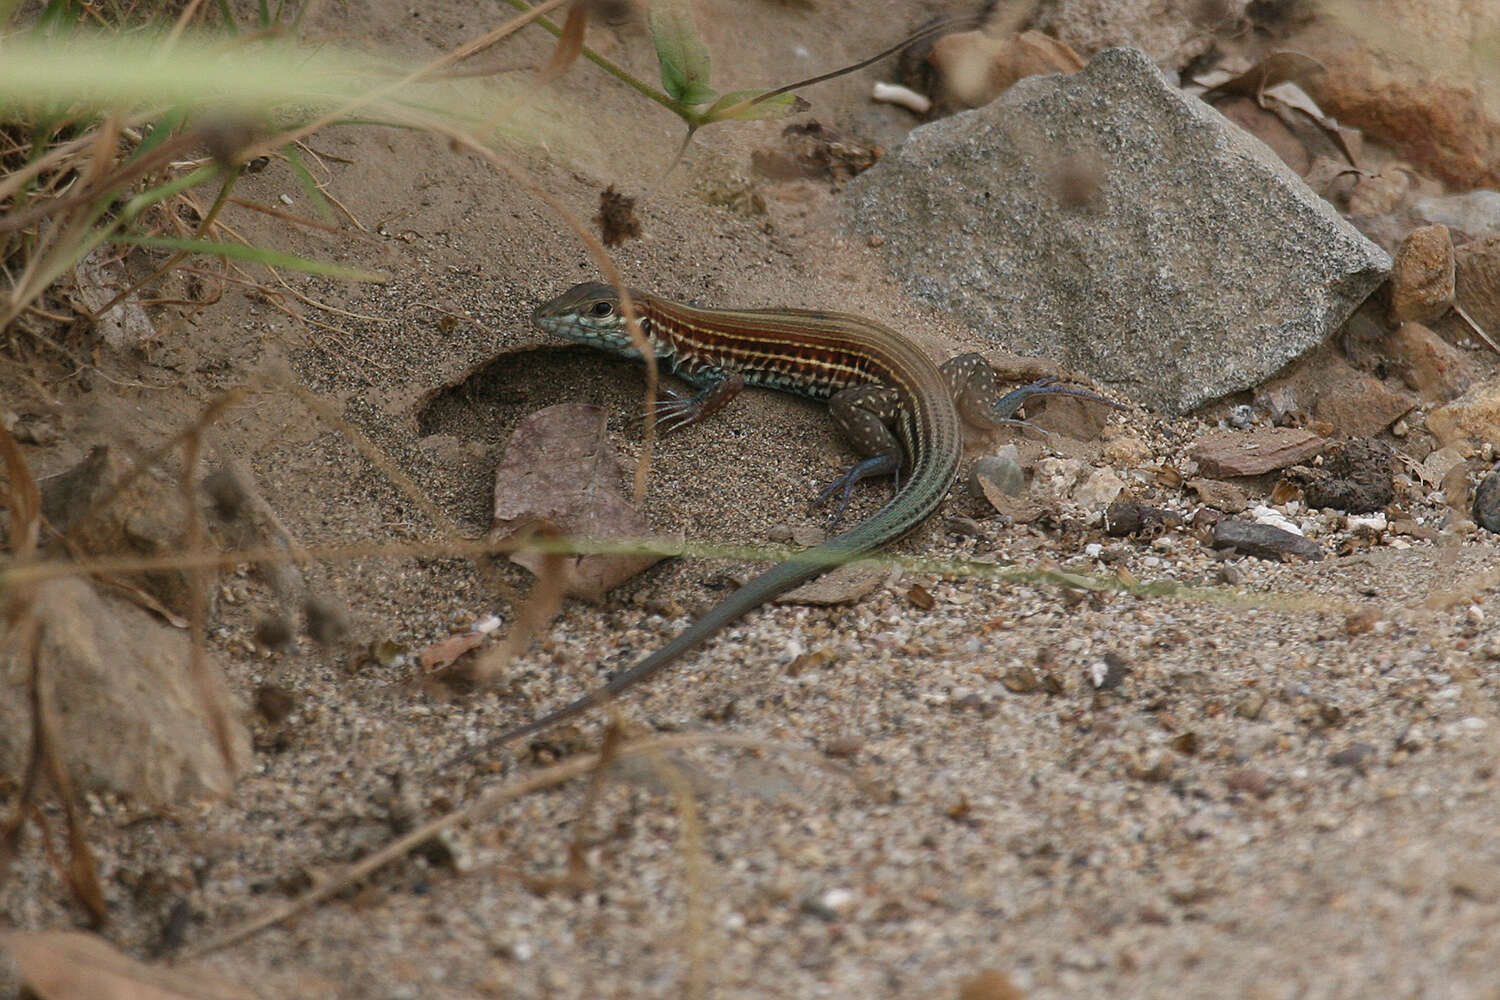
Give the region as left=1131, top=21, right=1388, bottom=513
left=589, top=300, right=614, bottom=318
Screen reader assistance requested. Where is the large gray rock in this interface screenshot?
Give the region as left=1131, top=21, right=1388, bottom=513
left=843, top=47, right=1391, bottom=414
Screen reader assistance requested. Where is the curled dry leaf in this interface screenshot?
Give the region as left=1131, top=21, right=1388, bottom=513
left=417, top=631, right=488, bottom=674
left=3, top=930, right=258, bottom=1000
left=1197, top=51, right=1326, bottom=101
left=491, top=403, right=668, bottom=602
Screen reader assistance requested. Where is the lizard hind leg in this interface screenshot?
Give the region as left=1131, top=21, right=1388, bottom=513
left=819, top=384, right=906, bottom=528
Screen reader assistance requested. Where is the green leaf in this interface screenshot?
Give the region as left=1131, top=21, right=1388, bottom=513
left=115, top=234, right=386, bottom=282
left=703, top=89, right=801, bottom=122
left=648, top=1, right=716, bottom=106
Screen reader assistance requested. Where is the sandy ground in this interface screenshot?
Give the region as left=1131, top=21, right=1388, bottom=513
left=6, top=2, right=1500, bottom=998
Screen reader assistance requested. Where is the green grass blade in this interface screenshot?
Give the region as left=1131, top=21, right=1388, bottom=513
left=115, top=233, right=387, bottom=282
left=213, top=0, right=239, bottom=35
left=281, top=144, right=334, bottom=221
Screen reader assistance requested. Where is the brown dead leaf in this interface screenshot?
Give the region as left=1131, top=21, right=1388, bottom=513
left=417, top=631, right=488, bottom=674
left=1202, top=50, right=1325, bottom=101
left=3, top=930, right=258, bottom=1000
left=492, top=403, right=668, bottom=602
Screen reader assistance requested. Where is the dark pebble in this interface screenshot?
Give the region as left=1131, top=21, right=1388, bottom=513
left=1212, top=519, right=1324, bottom=561
left=1330, top=742, right=1377, bottom=768
left=1475, top=470, right=1500, bottom=532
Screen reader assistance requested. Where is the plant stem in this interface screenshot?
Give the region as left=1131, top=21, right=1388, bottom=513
left=499, top=0, right=688, bottom=119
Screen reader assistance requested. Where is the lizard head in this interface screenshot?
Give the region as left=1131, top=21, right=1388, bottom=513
left=532, top=282, right=656, bottom=359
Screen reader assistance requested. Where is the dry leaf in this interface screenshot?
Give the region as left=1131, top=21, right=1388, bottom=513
left=1205, top=50, right=1326, bottom=101
left=3, top=930, right=258, bottom=1000
left=491, top=403, right=667, bottom=602
left=417, top=631, right=487, bottom=674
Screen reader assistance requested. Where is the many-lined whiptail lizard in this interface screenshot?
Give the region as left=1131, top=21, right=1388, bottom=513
left=450, top=282, right=1120, bottom=765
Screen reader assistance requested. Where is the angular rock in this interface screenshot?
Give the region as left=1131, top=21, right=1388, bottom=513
left=1073, top=467, right=1125, bottom=509
left=779, top=561, right=887, bottom=606
left=1450, top=237, right=1500, bottom=346
left=1308, top=375, right=1417, bottom=439
left=491, top=404, right=667, bottom=603
left=1212, top=519, right=1324, bottom=561
left=0, top=578, right=249, bottom=807
left=1192, top=427, right=1326, bottom=478
left=1427, top=378, right=1500, bottom=446
left=1388, top=322, right=1475, bottom=402
left=1474, top=470, right=1500, bottom=533
left=843, top=48, right=1390, bottom=414
left=1186, top=478, right=1248, bottom=514
left=970, top=452, right=1025, bottom=499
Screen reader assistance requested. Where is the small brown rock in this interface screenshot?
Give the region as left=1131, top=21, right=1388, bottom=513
left=1347, top=166, right=1413, bottom=216
left=1451, top=236, right=1500, bottom=341
left=1226, top=768, right=1272, bottom=799
left=1310, top=377, right=1418, bottom=439
left=823, top=735, right=862, bottom=759
left=1450, top=860, right=1500, bottom=903
left=1391, top=225, right=1456, bottom=324
left=254, top=683, right=296, bottom=725
left=1388, top=321, right=1475, bottom=401
left=1001, top=666, right=1042, bottom=693
left=1170, top=731, right=1199, bottom=756
left=1428, top=379, right=1500, bottom=447
left=958, top=968, right=1025, bottom=1000
left=906, top=583, right=935, bottom=610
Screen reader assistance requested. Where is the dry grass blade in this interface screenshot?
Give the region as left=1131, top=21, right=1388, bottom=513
left=644, top=747, right=710, bottom=999
left=0, top=427, right=107, bottom=924
left=472, top=546, right=568, bottom=685
left=537, top=0, right=591, bottom=84
left=3, top=929, right=258, bottom=1000
left=179, top=430, right=238, bottom=781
